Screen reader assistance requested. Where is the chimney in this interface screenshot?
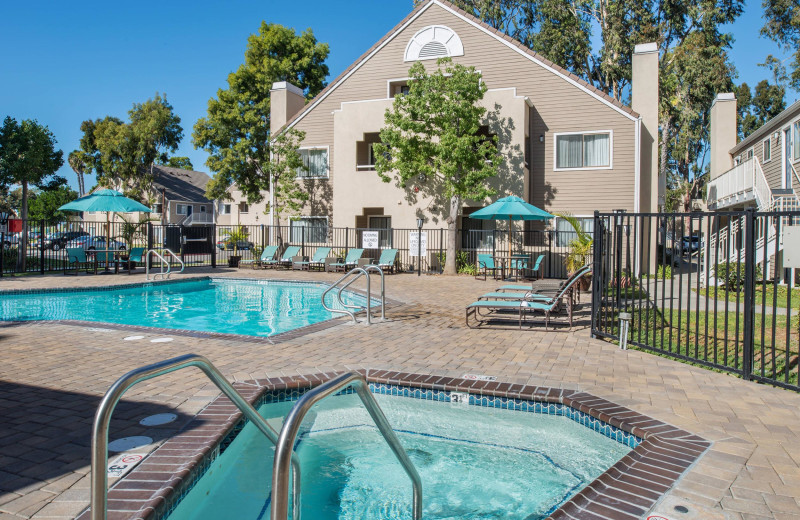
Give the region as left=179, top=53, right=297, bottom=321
left=632, top=42, right=659, bottom=212
left=710, top=93, right=737, bottom=180
left=270, top=81, right=306, bottom=135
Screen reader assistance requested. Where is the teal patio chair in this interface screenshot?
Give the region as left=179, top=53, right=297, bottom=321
left=276, top=246, right=301, bottom=269
left=328, top=248, right=364, bottom=272
left=64, top=247, right=92, bottom=276
left=126, top=247, right=146, bottom=274
left=240, top=245, right=278, bottom=269
left=294, top=247, right=332, bottom=271
left=476, top=253, right=500, bottom=281
left=375, top=248, right=398, bottom=273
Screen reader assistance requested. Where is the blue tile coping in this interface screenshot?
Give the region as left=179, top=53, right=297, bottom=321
left=78, top=370, right=710, bottom=520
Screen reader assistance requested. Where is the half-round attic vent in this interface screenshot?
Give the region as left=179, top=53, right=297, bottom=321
left=404, top=25, right=464, bottom=62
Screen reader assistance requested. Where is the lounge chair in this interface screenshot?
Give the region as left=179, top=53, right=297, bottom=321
left=240, top=245, right=278, bottom=269
left=328, top=248, right=364, bottom=272
left=293, top=247, right=331, bottom=271
left=267, top=246, right=300, bottom=269
left=466, top=269, right=591, bottom=330
left=64, top=248, right=92, bottom=275
left=496, top=264, right=590, bottom=294
left=375, top=248, right=398, bottom=273
left=126, top=247, right=146, bottom=274
left=476, top=253, right=500, bottom=281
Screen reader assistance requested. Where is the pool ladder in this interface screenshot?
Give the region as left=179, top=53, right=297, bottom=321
left=146, top=248, right=184, bottom=280
left=321, top=266, right=386, bottom=324
left=89, top=354, right=302, bottom=520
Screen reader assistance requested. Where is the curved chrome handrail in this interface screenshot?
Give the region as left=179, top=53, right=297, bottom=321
left=89, top=354, right=302, bottom=520
left=321, top=267, right=369, bottom=323
left=270, top=372, right=422, bottom=520
left=162, top=248, right=185, bottom=274
left=145, top=249, right=169, bottom=280
left=363, top=265, right=386, bottom=321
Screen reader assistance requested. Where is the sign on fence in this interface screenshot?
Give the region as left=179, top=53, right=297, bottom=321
left=362, top=231, right=379, bottom=249
left=409, top=231, right=427, bottom=257
left=783, top=227, right=800, bottom=268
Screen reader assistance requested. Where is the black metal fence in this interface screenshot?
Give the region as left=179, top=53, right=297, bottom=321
left=592, top=209, right=800, bottom=391
left=1, top=219, right=586, bottom=278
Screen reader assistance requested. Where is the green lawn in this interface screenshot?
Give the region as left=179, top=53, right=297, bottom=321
left=695, top=285, right=800, bottom=310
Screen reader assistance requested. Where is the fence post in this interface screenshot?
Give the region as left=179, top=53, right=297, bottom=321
left=211, top=224, right=216, bottom=268
left=301, top=226, right=306, bottom=257
left=40, top=220, right=45, bottom=274
left=742, top=208, right=756, bottom=380
left=147, top=223, right=153, bottom=269
left=548, top=231, right=553, bottom=278
left=591, top=211, right=602, bottom=337
left=344, top=227, right=349, bottom=257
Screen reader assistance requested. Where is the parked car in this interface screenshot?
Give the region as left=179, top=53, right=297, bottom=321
left=65, top=235, right=126, bottom=251
left=1, top=232, right=21, bottom=248
left=42, top=231, right=89, bottom=250
left=681, top=235, right=702, bottom=254
left=216, top=239, right=253, bottom=251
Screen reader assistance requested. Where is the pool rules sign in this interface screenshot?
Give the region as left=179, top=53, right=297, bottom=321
left=409, top=231, right=427, bottom=257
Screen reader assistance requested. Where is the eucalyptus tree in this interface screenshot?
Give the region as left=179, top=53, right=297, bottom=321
left=761, top=0, right=800, bottom=90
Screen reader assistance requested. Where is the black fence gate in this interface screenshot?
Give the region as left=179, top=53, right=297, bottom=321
left=591, top=209, right=800, bottom=391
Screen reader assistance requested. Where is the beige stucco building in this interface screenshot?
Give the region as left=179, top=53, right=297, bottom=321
left=243, top=0, right=661, bottom=242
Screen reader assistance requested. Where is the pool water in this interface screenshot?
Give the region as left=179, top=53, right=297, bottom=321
left=0, top=278, right=368, bottom=337
left=167, top=393, right=631, bottom=520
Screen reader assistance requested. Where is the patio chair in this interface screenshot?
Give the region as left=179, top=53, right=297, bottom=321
left=293, top=247, right=331, bottom=271
left=497, top=264, right=589, bottom=294
left=466, top=268, right=591, bottom=330
left=476, top=253, right=500, bottom=281
left=241, top=245, right=278, bottom=269
left=375, top=248, right=398, bottom=273
left=64, top=248, right=92, bottom=276
left=529, top=254, right=544, bottom=279
left=126, top=247, right=146, bottom=274
left=272, top=246, right=301, bottom=269
left=328, top=248, right=364, bottom=272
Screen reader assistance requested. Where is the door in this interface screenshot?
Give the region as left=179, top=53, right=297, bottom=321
left=785, top=128, right=792, bottom=189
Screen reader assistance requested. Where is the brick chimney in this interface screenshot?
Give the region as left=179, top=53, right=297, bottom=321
left=632, top=42, right=659, bottom=212
left=710, top=93, right=737, bottom=180
left=270, top=81, right=306, bottom=135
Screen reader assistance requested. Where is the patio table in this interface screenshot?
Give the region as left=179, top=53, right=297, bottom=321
left=493, top=253, right=531, bottom=281
left=86, top=249, right=122, bottom=274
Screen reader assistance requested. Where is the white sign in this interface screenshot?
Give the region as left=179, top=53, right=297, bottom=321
left=362, top=231, right=379, bottom=249
left=107, top=453, right=146, bottom=478
left=409, top=231, right=427, bottom=257
left=783, top=227, right=800, bottom=268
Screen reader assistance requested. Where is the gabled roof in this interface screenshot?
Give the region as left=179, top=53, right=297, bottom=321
left=730, top=99, right=800, bottom=155
left=151, top=166, right=211, bottom=203
left=277, top=0, right=638, bottom=136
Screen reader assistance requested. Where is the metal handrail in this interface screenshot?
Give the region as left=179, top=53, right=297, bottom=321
left=145, top=249, right=169, bottom=280
left=321, top=266, right=387, bottom=325
left=363, top=265, right=386, bottom=321
left=163, top=248, right=185, bottom=274
left=270, top=372, right=422, bottom=520
left=90, top=354, right=302, bottom=520
left=321, top=268, right=366, bottom=323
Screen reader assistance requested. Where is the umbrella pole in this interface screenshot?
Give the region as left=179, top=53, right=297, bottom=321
left=106, top=212, right=111, bottom=271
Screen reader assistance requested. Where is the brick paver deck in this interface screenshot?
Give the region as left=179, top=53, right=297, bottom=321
left=1, top=267, right=799, bottom=520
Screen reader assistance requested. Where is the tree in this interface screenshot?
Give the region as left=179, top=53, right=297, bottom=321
left=27, top=186, right=78, bottom=221
left=0, top=117, right=64, bottom=269
left=736, top=81, right=786, bottom=139
left=0, top=186, right=22, bottom=215
left=193, top=23, right=329, bottom=211
left=158, top=156, right=193, bottom=170
left=374, top=58, right=501, bottom=275
left=761, top=0, right=800, bottom=90
left=72, top=94, right=183, bottom=202
left=266, top=128, right=309, bottom=235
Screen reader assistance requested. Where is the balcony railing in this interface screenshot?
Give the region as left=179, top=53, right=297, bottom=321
left=707, top=159, right=756, bottom=209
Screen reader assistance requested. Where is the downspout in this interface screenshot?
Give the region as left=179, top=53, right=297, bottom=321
left=269, top=148, right=275, bottom=244
left=634, top=116, right=641, bottom=276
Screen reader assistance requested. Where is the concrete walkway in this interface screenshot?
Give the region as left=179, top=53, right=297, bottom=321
left=0, top=268, right=799, bottom=520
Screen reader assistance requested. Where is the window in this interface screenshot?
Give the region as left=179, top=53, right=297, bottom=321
left=290, top=217, right=328, bottom=243
left=555, top=217, right=594, bottom=247
left=461, top=211, right=495, bottom=249
left=368, top=216, right=392, bottom=248
left=297, top=148, right=329, bottom=178
left=388, top=80, right=411, bottom=97
left=219, top=203, right=231, bottom=215
left=763, top=138, right=771, bottom=162
left=746, top=148, right=754, bottom=160
left=794, top=121, right=800, bottom=161
left=357, top=133, right=381, bottom=170
left=176, top=204, right=189, bottom=215
left=238, top=202, right=249, bottom=214
left=151, top=203, right=163, bottom=214
left=199, top=206, right=206, bottom=213
left=555, top=132, right=611, bottom=169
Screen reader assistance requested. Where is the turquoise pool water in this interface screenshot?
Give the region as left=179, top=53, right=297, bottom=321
left=0, top=278, right=368, bottom=337
left=167, top=392, right=632, bottom=520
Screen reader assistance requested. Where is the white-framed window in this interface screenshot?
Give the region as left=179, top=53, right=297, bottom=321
left=554, top=216, right=594, bottom=247
left=238, top=202, right=249, bottom=214
left=763, top=137, right=771, bottom=162
left=554, top=131, right=612, bottom=170
left=746, top=148, right=754, bottom=160
left=794, top=121, right=800, bottom=161
left=176, top=204, right=189, bottom=215
left=297, top=148, right=329, bottom=178
left=199, top=206, right=206, bottom=213
left=290, top=217, right=328, bottom=243
left=219, top=203, right=231, bottom=215
left=151, top=203, right=163, bottom=214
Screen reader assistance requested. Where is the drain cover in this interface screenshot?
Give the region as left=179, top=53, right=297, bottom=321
left=139, top=413, right=177, bottom=426
left=108, top=436, right=152, bottom=452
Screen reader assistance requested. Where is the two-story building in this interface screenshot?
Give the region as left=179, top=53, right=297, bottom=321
left=248, top=0, right=660, bottom=247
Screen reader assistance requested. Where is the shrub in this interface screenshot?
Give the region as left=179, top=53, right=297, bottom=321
left=717, top=262, right=762, bottom=291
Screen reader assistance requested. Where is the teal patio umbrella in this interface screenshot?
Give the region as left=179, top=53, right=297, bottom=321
left=58, top=189, right=151, bottom=255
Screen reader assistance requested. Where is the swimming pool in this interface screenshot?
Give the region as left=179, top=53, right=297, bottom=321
left=166, top=387, right=635, bottom=520
left=0, top=278, right=369, bottom=337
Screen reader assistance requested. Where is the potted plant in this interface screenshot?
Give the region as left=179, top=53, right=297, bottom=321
left=115, top=213, right=156, bottom=270
left=221, top=226, right=249, bottom=267
left=555, top=213, right=593, bottom=291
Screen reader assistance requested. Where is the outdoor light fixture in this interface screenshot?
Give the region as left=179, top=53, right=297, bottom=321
left=416, top=218, right=423, bottom=277
left=539, top=134, right=544, bottom=142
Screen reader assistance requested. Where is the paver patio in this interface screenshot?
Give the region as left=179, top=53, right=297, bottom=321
left=0, top=267, right=799, bottom=520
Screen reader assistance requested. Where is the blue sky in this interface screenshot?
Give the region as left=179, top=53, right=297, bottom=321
left=1, top=0, right=795, bottom=191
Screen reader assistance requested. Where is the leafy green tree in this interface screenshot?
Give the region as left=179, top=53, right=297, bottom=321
left=158, top=156, right=194, bottom=170
left=0, top=186, right=22, bottom=215
left=266, top=128, right=309, bottom=237
left=374, top=58, right=501, bottom=275
left=0, top=117, right=64, bottom=269
left=761, top=0, right=800, bottom=90
left=27, top=186, right=78, bottom=221
left=194, top=23, right=329, bottom=209
left=736, top=81, right=786, bottom=139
